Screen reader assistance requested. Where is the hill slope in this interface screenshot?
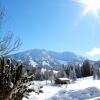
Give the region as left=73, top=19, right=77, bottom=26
left=10, top=49, right=85, bottom=69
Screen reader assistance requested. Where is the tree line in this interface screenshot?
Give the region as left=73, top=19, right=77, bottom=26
left=33, top=59, right=100, bottom=83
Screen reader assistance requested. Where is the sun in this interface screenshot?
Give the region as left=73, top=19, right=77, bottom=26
left=74, top=0, right=100, bottom=19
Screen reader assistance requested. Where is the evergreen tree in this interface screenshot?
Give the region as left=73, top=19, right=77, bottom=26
left=81, top=60, right=91, bottom=77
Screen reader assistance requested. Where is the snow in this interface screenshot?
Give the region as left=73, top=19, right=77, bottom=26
left=22, top=77, right=100, bottom=100
left=53, top=70, right=58, bottom=74
left=41, top=68, right=58, bottom=74
left=42, top=61, right=50, bottom=66
left=88, top=97, right=100, bottom=100
left=59, top=78, right=70, bottom=81
left=41, top=68, right=47, bottom=74
left=29, top=56, right=37, bottom=67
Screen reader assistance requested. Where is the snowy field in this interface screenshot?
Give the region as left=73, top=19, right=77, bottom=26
left=22, top=77, right=100, bottom=100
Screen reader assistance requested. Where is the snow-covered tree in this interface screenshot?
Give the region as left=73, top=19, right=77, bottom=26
left=58, top=66, right=67, bottom=78
left=97, top=68, right=100, bottom=79
left=73, top=64, right=82, bottom=78
left=44, top=69, right=49, bottom=85
left=49, top=70, right=55, bottom=83
left=92, top=65, right=98, bottom=80
left=69, top=67, right=77, bottom=82
left=34, top=67, right=43, bottom=80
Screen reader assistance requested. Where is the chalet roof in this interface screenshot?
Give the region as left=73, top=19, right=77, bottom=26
left=58, top=78, right=70, bottom=81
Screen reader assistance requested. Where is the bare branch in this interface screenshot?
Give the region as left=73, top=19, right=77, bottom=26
left=0, top=32, right=22, bottom=56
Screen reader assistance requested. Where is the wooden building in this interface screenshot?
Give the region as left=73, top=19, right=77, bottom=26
left=55, top=78, right=70, bottom=84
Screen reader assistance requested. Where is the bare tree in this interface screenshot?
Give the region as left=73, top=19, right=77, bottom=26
left=0, top=5, right=5, bottom=28
left=0, top=6, right=21, bottom=56
left=0, top=32, right=21, bottom=56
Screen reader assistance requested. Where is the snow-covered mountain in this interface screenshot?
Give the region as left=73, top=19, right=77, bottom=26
left=10, top=49, right=85, bottom=69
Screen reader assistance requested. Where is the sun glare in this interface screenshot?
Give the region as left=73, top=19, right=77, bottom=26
left=74, top=0, right=100, bottom=19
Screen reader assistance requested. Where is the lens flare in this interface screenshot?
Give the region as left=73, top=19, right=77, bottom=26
left=74, top=0, right=100, bottom=19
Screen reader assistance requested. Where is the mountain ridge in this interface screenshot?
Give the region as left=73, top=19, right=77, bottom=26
left=10, top=49, right=86, bottom=69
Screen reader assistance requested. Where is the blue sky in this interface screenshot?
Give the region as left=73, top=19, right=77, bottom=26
left=1, top=0, right=100, bottom=60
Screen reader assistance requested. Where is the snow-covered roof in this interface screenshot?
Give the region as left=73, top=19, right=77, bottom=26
left=58, top=78, right=70, bottom=81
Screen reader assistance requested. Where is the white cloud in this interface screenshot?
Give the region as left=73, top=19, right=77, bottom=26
left=86, top=48, right=100, bottom=57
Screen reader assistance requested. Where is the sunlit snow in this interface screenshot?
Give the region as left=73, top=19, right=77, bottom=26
left=22, top=77, right=100, bottom=100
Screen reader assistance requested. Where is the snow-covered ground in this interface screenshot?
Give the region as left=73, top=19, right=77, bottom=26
left=22, top=77, right=100, bottom=100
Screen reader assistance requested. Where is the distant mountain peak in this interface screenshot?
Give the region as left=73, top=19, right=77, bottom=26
left=10, top=49, right=85, bottom=69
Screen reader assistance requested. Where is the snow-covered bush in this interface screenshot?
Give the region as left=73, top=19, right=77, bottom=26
left=0, top=56, right=41, bottom=100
